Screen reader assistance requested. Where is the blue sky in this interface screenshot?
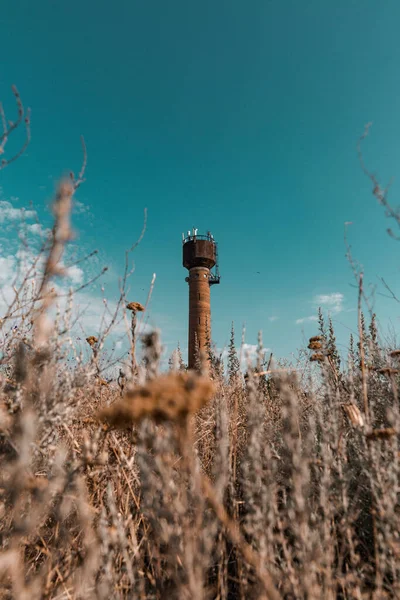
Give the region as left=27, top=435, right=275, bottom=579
left=1, top=0, right=400, bottom=363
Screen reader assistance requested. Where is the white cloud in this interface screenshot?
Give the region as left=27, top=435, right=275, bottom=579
left=296, top=315, right=318, bottom=325
left=65, top=264, right=84, bottom=285
left=72, top=293, right=123, bottom=336
left=240, top=343, right=270, bottom=369
left=0, top=194, right=51, bottom=242
left=0, top=194, right=156, bottom=364
left=73, top=200, right=89, bottom=215
left=219, top=343, right=271, bottom=371
left=314, top=292, right=344, bottom=313
left=0, top=200, right=36, bottom=224
left=71, top=291, right=155, bottom=342
left=0, top=255, right=17, bottom=285
left=268, top=316, right=279, bottom=322
left=0, top=238, right=151, bottom=348
left=295, top=292, right=344, bottom=325
left=242, top=343, right=269, bottom=357
left=24, top=223, right=50, bottom=237
left=0, top=194, right=51, bottom=240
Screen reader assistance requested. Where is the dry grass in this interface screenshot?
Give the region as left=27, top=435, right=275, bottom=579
left=1, top=95, right=400, bottom=600
left=1, top=222, right=400, bottom=600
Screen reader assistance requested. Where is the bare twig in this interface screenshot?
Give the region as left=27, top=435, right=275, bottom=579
left=0, top=86, right=31, bottom=170
left=358, top=273, right=369, bottom=421
left=357, top=122, right=400, bottom=234
left=70, top=136, right=87, bottom=190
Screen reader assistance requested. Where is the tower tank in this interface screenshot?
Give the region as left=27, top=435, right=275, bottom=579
left=182, top=229, right=220, bottom=369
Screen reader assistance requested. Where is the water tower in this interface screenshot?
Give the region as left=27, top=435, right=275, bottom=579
left=182, top=229, right=220, bottom=369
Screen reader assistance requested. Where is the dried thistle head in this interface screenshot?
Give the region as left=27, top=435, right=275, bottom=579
left=389, top=349, right=400, bottom=359
left=86, top=336, right=98, bottom=348
left=309, top=335, right=323, bottom=343
left=25, top=475, right=49, bottom=494
left=98, top=371, right=215, bottom=427
left=308, top=341, right=323, bottom=351
left=126, top=301, right=145, bottom=313
left=310, top=353, right=325, bottom=363
left=31, top=347, right=52, bottom=367
left=366, top=427, right=397, bottom=441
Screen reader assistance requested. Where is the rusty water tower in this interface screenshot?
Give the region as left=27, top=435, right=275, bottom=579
left=182, top=229, right=220, bottom=369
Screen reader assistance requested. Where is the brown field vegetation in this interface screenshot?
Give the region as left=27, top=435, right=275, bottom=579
left=1, top=87, right=400, bottom=600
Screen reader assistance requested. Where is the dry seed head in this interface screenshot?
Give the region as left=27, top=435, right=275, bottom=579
left=310, top=353, right=325, bottom=363
left=31, top=347, right=52, bottom=366
left=25, top=475, right=49, bottom=493
left=126, top=301, right=145, bottom=312
left=86, top=336, right=98, bottom=348
left=308, top=341, right=323, bottom=350
left=366, top=428, right=397, bottom=441
left=57, top=178, right=74, bottom=199
left=309, top=335, right=323, bottom=343
left=98, top=371, right=215, bottom=427
left=389, top=349, right=400, bottom=359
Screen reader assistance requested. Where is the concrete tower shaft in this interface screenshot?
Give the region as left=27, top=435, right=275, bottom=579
left=182, top=232, right=220, bottom=369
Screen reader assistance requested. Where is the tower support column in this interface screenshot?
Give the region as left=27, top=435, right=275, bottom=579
left=187, top=266, right=211, bottom=368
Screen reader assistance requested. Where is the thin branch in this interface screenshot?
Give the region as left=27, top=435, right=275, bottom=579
left=70, top=136, right=87, bottom=190
left=0, top=86, right=31, bottom=170
left=358, top=273, right=369, bottom=421
left=344, top=222, right=375, bottom=317
left=136, top=272, right=156, bottom=337
left=128, top=207, right=147, bottom=253
left=357, top=122, right=400, bottom=231
left=0, top=85, right=25, bottom=144
left=64, top=249, right=98, bottom=269
left=378, top=276, right=400, bottom=304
